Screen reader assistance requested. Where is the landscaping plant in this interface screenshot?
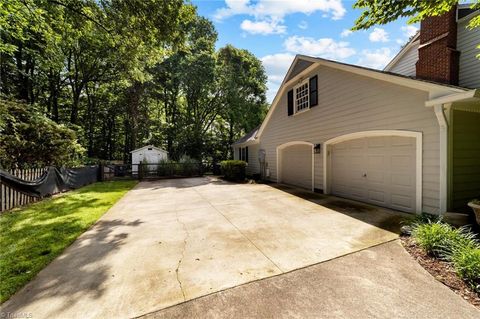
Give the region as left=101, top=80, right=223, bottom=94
left=411, top=221, right=480, bottom=292
left=220, top=160, right=246, bottom=181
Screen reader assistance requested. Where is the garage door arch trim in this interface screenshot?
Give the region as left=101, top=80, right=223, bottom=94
left=277, top=141, right=314, bottom=191
left=323, top=130, right=422, bottom=213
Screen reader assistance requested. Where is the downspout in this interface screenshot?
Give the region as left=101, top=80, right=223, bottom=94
left=433, top=104, right=449, bottom=215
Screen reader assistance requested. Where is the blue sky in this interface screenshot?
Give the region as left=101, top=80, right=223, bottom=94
left=191, top=0, right=419, bottom=102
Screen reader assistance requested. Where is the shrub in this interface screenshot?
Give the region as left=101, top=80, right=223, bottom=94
left=451, top=245, right=480, bottom=292
left=411, top=221, right=480, bottom=292
left=412, top=222, right=457, bottom=258
left=220, top=160, right=246, bottom=181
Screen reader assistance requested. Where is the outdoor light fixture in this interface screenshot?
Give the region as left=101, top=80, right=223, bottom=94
left=314, top=144, right=321, bottom=154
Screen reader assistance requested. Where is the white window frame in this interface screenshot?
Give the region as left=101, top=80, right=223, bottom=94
left=294, top=79, right=310, bottom=114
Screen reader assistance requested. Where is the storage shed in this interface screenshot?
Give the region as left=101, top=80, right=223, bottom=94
left=130, top=145, right=168, bottom=174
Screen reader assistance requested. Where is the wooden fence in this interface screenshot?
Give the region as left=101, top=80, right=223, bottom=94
left=1, top=168, right=47, bottom=212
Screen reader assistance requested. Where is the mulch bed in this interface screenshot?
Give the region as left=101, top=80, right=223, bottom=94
left=401, top=236, right=480, bottom=309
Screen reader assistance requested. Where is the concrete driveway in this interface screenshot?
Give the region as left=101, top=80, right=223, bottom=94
left=3, top=177, right=475, bottom=318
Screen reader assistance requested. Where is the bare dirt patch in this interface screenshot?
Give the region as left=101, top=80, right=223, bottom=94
left=401, top=236, right=480, bottom=309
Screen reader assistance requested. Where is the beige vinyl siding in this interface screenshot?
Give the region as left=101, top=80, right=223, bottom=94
left=246, top=144, right=259, bottom=175
left=259, top=64, right=441, bottom=214
left=451, top=110, right=480, bottom=211
left=387, top=41, right=419, bottom=76
left=458, top=19, right=480, bottom=88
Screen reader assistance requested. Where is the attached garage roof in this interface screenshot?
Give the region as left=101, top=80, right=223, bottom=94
left=255, top=55, right=469, bottom=140
left=232, top=126, right=260, bottom=146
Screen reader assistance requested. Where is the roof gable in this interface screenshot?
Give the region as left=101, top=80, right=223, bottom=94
left=130, top=145, right=168, bottom=153
left=384, top=32, right=420, bottom=72
left=256, top=55, right=467, bottom=139
left=285, top=59, right=314, bottom=83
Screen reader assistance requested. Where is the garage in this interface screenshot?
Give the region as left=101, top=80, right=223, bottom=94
left=330, top=135, right=417, bottom=213
left=278, top=143, right=313, bottom=190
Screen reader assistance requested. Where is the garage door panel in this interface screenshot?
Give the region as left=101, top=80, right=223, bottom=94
left=368, top=189, right=386, bottom=204
left=367, top=171, right=385, bottom=183
left=367, top=155, right=385, bottom=168
left=349, top=138, right=365, bottom=149
left=331, top=135, right=416, bottom=213
left=392, top=194, right=414, bottom=211
left=280, top=144, right=312, bottom=190
left=392, top=174, right=413, bottom=187
left=391, top=155, right=413, bottom=168
left=391, top=136, right=415, bottom=147
left=367, top=136, right=387, bottom=148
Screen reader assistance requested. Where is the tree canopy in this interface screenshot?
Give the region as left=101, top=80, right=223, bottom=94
left=353, top=0, right=480, bottom=30
left=0, top=0, right=268, bottom=168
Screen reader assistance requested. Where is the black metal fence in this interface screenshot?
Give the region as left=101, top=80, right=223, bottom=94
left=101, top=162, right=219, bottom=181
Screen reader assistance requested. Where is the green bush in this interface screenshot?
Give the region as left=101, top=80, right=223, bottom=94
left=220, top=160, right=246, bottom=181
left=451, top=245, right=480, bottom=292
left=411, top=221, right=480, bottom=292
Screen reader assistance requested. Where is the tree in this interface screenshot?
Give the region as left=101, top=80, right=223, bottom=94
left=0, top=1, right=268, bottom=166
left=216, top=45, right=268, bottom=159
left=353, top=1, right=480, bottom=59
left=353, top=1, right=480, bottom=31
left=0, top=98, right=85, bottom=168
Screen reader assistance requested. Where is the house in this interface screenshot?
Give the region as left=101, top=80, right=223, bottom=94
left=130, top=145, right=168, bottom=174
left=384, top=3, right=480, bottom=88
left=233, top=6, right=480, bottom=215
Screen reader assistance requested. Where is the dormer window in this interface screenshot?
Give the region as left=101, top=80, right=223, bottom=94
left=287, top=75, right=318, bottom=116
left=295, top=80, right=309, bottom=113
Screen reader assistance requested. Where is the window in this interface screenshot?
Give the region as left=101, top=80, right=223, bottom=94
left=239, top=146, right=249, bottom=162
left=295, top=80, right=309, bottom=113
left=287, top=75, right=318, bottom=116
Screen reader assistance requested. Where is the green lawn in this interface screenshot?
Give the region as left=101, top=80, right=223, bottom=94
left=0, top=180, right=137, bottom=303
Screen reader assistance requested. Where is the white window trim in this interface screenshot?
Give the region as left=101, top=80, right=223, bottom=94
left=293, top=79, right=310, bottom=114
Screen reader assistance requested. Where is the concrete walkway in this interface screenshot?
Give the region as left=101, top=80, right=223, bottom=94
left=142, top=240, right=480, bottom=319
left=3, top=177, right=475, bottom=318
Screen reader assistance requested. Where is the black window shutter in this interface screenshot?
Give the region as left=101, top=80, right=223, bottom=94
left=246, top=147, right=249, bottom=163
left=309, top=75, right=318, bottom=107
left=287, top=89, right=294, bottom=116
left=238, top=147, right=241, bottom=160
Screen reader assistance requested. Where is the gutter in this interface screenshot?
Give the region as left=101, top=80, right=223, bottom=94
left=425, top=89, right=479, bottom=106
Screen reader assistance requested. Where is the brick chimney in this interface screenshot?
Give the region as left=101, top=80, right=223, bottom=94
left=416, top=7, right=460, bottom=85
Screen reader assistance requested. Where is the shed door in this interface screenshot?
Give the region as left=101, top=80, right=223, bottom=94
left=280, top=144, right=312, bottom=190
left=331, top=136, right=416, bottom=212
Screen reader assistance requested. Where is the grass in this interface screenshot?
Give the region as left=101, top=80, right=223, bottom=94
left=0, top=180, right=137, bottom=303
left=411, top=221, right=480, bottom=292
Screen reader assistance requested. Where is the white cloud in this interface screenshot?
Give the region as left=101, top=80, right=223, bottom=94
left=369, top=28, right=389, bottom=42
left=261, top=53, right=295, bottom=102
left=298, top=20, right=308, bottom=30
left=241, top=18, right=286, bottom=35
left=283, top=36, right=356, bottom=59
left=357, top=48, right=394, bottom=69
left=215, top=0, right=346, bottom=21
left=401, top=25, right=419, bottom=38
left=340, top=29, right=353, bottom=38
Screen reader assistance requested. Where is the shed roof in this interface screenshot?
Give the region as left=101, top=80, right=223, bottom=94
left=130, top=145, right=168, bottom=153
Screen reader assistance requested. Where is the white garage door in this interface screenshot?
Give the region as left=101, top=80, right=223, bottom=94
left=331, top=136, right=416, bottom=212
left=280, top=144, right=312, bottom=190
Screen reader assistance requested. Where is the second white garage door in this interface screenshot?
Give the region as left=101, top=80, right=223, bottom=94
left=330, top=136, right=416, bottom=212
left=280, top=144, right=312, bottom=190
